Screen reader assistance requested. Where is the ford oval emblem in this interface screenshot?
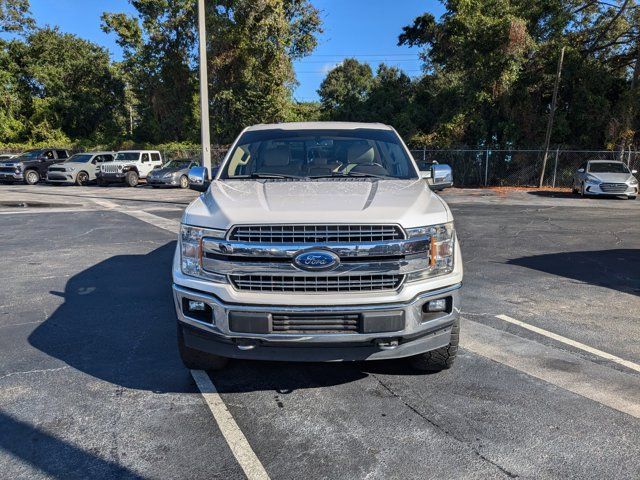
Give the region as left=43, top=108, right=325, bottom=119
left=293, top=250, right=340, bottom=271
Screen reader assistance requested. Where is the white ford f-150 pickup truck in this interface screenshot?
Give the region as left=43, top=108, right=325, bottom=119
left=173, top=122, right=462, bottom=371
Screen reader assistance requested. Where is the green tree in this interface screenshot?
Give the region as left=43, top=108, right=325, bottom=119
left=318, top=58, right=374, bottom=121
left=207, top=0, right=322, bottom=142
left=0, top=0, right=33, bottom=33
left=102, top=0, right=198, bottom=143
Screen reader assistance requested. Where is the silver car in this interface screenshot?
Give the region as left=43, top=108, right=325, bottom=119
left=572, top=160, right=638, bottom=199
left=47, top=152, right=115, bottom=186
left=146, top=158, right=199, bottom=188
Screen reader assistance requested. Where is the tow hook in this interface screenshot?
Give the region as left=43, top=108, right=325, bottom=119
left=235, top=339, right=258, bottom=351
left=376, top=339, right=399, bottom=350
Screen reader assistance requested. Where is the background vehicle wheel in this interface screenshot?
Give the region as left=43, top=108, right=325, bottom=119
left=408, top=318, right=459, bottom=372
left=76, top=171, right=89, bottom=186
left=571, top=186, right=578, bottom=194
left=177, top=324, right=228, bottom=371
left=179, top=175, right=189, bottom=189
left=125, top=171, right=139, bottom=187
left=24, top=170, right=40, bottom=185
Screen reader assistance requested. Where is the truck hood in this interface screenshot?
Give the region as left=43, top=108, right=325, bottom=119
left=590, top=172, right=636, bottom=183
left=183, top=179, right=451, bottom=229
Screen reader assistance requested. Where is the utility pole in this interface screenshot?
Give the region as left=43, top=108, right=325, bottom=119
left=197, top=0, right=212, bottom=179
left=539, top=46, right=565, bottom=188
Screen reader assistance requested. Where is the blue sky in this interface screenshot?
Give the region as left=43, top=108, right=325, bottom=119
left=26, top=0, right=443, bottom=101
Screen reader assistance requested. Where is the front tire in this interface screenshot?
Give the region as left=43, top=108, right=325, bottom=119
left=24, top=170, right=40, bottom=185
left=179, top=175, right=189, bottom=189
left=408, top=318, right=459, bottom=372
left=125, top=171, right=139, bottom=187
left=76, top=171, right=89, bottom=186
left=177, top=324, right=229, bottom=371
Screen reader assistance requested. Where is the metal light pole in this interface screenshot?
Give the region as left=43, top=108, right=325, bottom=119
left=539, top=46, right=565, bottom=188
left=197, top=0, right=212, bottom=179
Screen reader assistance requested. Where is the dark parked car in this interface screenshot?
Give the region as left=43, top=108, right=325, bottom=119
left=0, top=149, right=70, bottom=185
left=146, top=158, right=200, bottom=188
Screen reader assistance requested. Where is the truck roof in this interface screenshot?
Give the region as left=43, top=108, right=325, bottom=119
left=244, top=121, right=394, bottom=132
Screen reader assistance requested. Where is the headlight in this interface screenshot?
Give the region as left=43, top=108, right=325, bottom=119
left=585, top=174, right=601, bottom=183
left=163, top=172, right=174, bottom=178
left=406, top=222, right=455, bottom=280
left=630, top=177, right=638, bottom=185
left=180, top=225, right=226, bottom=282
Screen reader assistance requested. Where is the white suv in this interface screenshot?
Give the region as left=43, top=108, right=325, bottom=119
left=173, top=122, right=463, bottom=372
left=97, top=150, right=163, bottom=187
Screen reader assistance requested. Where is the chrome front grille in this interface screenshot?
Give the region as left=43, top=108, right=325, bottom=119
left=272, top=313, right=359, bottom=333
left=230, top=274, right=404, bottom=293
left=600, top=183, right=628, bottom=193
left=229, top=224, right=404, bottom=243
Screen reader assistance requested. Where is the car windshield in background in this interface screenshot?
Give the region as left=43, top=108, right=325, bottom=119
left=164, top=160, right=191, bottom=169
left=66, top=154, right=93, bottom=163
left=115, top=152, right=140, bottom=161
left=588, top=162, right=630, bottom=173
left=219, top=129, right=418, bottom=180
left=20, top=150, right=43, bottom=158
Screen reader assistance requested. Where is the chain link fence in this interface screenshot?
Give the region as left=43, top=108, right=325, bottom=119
left=409, top=148, right=640, bottom=188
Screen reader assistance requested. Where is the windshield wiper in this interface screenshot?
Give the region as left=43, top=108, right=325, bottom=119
left=231, top=173, right=303, bottom=179
left=308, top=172, right=393, bottom=180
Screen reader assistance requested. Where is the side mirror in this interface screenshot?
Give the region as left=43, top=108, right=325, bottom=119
left=430, top=164, right=453, bottom=191
left=188, top=166, right=210, bottom=192
left=577, top=168, right=585, bottom=173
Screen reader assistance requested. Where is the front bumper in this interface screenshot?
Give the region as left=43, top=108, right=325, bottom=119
left=147, top=176, right=178, bottom=186
left=47, top=172, right=75, bottom=183
left=97, top=172, right=126, bottom=182
left=584, top=182, right=638, bottom=196
left=0, top=171, right=23, bottom=181
left=173, top=283, right=461, bottom=362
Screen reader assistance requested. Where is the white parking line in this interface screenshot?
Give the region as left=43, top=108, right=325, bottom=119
left=107, top=209, right=269, bottom=477
left=495, top=314, right=640, bottom=374
left=461, top=318, right=640, bottom=418
left=191, top=370, right=271, bottom=480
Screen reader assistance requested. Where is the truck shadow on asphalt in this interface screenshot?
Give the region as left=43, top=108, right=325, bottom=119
left=508, top=249, right=640, bottom=296
left=28, top=242, right=424, bottom=395
left=0, top=411, right=144, bottom=480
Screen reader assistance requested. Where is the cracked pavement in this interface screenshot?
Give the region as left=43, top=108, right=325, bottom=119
left=0, top=184, right=639, bottom=479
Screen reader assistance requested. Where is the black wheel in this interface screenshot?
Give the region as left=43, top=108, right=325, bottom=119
left=125, top=171, right=139, bottom=187
left=24, top=170, right=40, bottom=185
left=177, top=324, right=228, bottom=371
left=76, top=171, right=89, bottom=186
left=179, top=175, right=189, bottom=189
left=408, top=318, right=459, bottom=372
left=571, top=186, right=578, bottom=194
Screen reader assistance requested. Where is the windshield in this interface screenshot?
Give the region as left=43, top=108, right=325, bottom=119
left=588, top=162, right=630, bottom=174
left=163, top=160, right=192, bottom=169
left=115, top=152, right=140, bottom=161
left=66, top=154, right=93, bottom=163
left=219, top=128, right=418, bottom=180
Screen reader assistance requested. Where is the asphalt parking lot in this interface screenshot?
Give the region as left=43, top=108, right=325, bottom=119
left=1, top=184, right=639, bottom=479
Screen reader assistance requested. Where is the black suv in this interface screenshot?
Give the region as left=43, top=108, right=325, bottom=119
left=0, top=149, right=70, bottom=185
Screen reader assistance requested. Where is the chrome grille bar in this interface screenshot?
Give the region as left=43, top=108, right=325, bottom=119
left=230, top=274, right=404, bottom=293
left=229, top=224, right=404, bottom=243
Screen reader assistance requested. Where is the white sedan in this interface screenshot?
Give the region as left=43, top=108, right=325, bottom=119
left=572, top=160, right=638, bottom=199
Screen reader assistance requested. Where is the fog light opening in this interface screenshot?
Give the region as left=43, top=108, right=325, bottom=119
left=425, top=298, right=447, bottom=313
left=182, top=298, right=213, bottom=324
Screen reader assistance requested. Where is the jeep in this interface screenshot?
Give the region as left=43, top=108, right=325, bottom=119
left=97, top=150, right=163, bottom=187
